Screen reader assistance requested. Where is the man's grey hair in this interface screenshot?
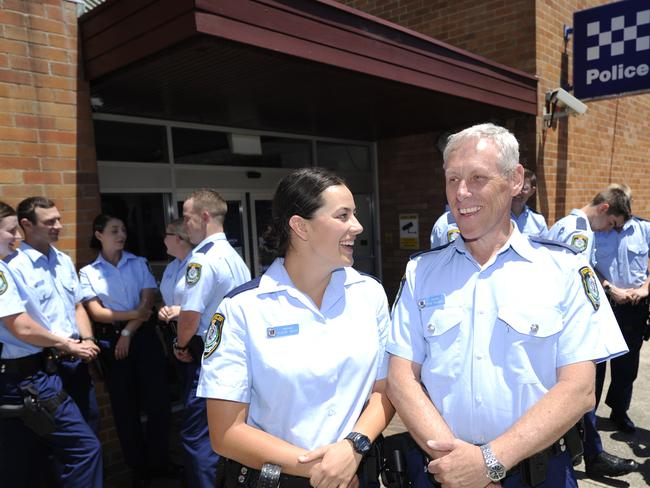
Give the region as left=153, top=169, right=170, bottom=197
left=443, top=123, right=520, bottom=175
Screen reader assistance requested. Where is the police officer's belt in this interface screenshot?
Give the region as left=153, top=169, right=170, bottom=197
left=0, top=352, right=45, bottom=379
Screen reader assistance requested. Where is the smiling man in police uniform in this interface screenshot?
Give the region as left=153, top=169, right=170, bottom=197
left=388, top=123, right=628, bottom=488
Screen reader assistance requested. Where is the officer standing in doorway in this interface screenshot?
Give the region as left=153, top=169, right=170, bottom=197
left=388, top=123, right=628, bottom=488
left=7, top=197, right=101, bottom=432
left=546, top=185, right=637, bottom=478
left=175, top=188, right=251, bottom=487
left=595, top=189, right=650, bottom=434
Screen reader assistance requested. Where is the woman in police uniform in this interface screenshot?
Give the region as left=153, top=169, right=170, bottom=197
left=80, top=214, right=176, bottom=485
left=0, top=201, right=102, bottom=487
left=198, top=167, right=394, bottom=488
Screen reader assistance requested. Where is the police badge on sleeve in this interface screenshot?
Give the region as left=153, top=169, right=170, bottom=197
left=579, top=266, right=600, bottom=311
left=203, top=312, right=225, bottom=359
left=571, top=234, right=588, bottom=252
left=185, top=263, right=202, bottom=286
left=0, top=271, right=7, bottom=295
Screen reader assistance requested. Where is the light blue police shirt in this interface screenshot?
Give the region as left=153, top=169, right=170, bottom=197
left=5, top=243, right=81, bottom=338
left=0, top=260, right=46, bottom=359
left=389, top=226, right=627, bottom=445
left=79, top=251, right=157, bottom=311
left=546, top=209, right=595, bottom=266
left=197, top=258, right=390, bottom=450
left=430, top=211, right=460, bottom=248
left=512, top=205, right=548, bottom=236
left=595, top=216, right=650, bottom=289
left=160, top=255, right=191, bottom=307
left=181, top=232, right=251, bottom=338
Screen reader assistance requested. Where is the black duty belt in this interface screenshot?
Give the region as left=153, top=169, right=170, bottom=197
left=224, top=459, right=311, bottom=488
left=0, top=353, right=45, bottom=379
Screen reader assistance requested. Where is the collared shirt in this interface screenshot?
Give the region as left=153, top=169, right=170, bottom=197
left=389, top=227, right=627, bottom=445
left=197, top=258, right=389, bottom=450
left=595, top=216, right=650, bottom=289
left=512, top=205, right=548, bottom=236
left=181, top=232, right=251, bottom=338
left=546, top=209, right=595, bottom=266
left=5, top=243, right=81, bottom=338
left=79, top=251, right=157, bottom=311
left=160, top=254, right=191, bottom=307
left=430, top=210, right=460, bottom=249
left=0, top=261, right=46, bottom=359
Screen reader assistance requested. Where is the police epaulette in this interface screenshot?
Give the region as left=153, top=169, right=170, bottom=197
left=528, top=207, right=543, bottom=215
left=576, top=216, right=588, bottom=230
left=358, top=271, right=382, bottom=284
left=3, top=251, right=18, bottom=264
left=196, top=242, right=214, bottom=254
left=410, top=242, right=452, bottom=260
left=633, top=215, right=648, bottom=222
left=529, top=236, right=579, bottom=254
left=446, top=212, right=456, bottom=224
left=224, top=276, right=262, bottom=299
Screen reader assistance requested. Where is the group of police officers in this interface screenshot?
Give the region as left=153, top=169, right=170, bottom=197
left=0, top=123, right=648, bottom=488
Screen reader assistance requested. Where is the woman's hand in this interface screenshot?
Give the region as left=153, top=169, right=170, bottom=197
left=114, top=335, right=131, bottom=360
left=298, top=440, right=362, bottom=488
left=158, top=305, right=180, bottom=323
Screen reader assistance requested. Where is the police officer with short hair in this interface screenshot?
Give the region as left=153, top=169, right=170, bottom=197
left=595, top=192, right=650, bottom=434
left=6, top=197, right=101, bottom=432
left=175, top=189, right=251, bottom=487
left=0, top=201, right=102, bottom=488
left=510, top=169, right=547, bottom=236
left=388, top=124, right=628, bottom=488
left=546, top=185, right=636, bottom=478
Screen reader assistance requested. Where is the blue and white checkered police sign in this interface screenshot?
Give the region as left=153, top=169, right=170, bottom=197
left=574, top=0, right=650, bottom=99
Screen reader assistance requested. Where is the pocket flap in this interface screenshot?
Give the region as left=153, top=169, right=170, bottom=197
left=424, top=307, right=464, bottom=337
left=498, top=308, right=562, bottom=338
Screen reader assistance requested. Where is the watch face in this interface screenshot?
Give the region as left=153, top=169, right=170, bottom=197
left=488, top=465, right=506, bottom=482
left=355, top=435, right=372, bottom=454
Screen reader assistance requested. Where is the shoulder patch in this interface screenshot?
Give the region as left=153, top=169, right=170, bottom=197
left=203, top=312, right=225, bottom=359
left=576, top=217, right=588, bottom=231
left=224, top=276, right=262, bottom=299
left=529, top=236, right=579, bottom=254
left=571, top=234, right=589, bottom=252
left=0, top=271, right=8, bottom=295
left=185, top=262, right=202, bottom=286
left=579, top=266, right=600, bottom=311
left=196, top=242, right=214, bottom=254
left=446, top=228, right=460, bottom=243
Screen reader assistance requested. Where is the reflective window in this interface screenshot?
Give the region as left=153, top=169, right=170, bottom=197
left=94, top=120, right=168, bottom=163
left=172, top=128, right=311, bottom=167
left=316, top=142, right=370, bottom=171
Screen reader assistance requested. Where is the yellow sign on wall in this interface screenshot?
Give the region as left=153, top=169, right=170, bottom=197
left=399, top=214, right=419, bottom=250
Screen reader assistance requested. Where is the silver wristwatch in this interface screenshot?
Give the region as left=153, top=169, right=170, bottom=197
left=479, top=443, right=506, bottom=482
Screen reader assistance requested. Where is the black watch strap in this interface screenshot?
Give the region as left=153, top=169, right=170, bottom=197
left=257, top=463, right=281, bottom=488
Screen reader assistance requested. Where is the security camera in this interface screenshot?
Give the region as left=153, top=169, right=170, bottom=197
left=547, top=88, right=587, bottom=115
left=543, top=88, right=587, bottom=127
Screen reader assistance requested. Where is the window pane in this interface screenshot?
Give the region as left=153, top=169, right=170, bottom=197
left=172, top=128, right=311, bottom=168
left=317, top=142, right=370, bottom=171
left=94, top=120, right=168, bottom=163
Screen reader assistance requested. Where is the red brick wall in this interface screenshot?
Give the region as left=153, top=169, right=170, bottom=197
left=0, top=0, right=101, bottom=263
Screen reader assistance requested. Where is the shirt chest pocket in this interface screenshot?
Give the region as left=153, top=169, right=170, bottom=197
left=627, top=243, right=649, bottom=272
left=497, top=307, right=563, bottom=384
left=421, top=307, right=465, bottom=380
left=32, top=281, right=54, bottom=304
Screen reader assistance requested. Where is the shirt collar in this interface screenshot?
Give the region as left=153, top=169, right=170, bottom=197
left=19, top=242, right=55, bottom=264
left=93, top=250, right=136, bottom=268
left=194, top=232, right=227, bottom=251
left=451, top=222, right=535, bottom=265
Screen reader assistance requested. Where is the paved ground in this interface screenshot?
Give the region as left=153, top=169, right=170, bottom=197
left=107, top=344, right=650, bottom=487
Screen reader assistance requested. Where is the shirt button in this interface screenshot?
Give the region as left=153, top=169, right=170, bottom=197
left=530, top=323, right=539, bottom=334
left=427, top=324, right=435, bottom=333
left=327, top=408, right=335, bottom=416
left=475, top=395, right=482, bottom=404
left=476, top=354, right=483, bottom=360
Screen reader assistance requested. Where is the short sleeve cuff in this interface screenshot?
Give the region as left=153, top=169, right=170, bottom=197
left=385, top=343, right=424, bottom=364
